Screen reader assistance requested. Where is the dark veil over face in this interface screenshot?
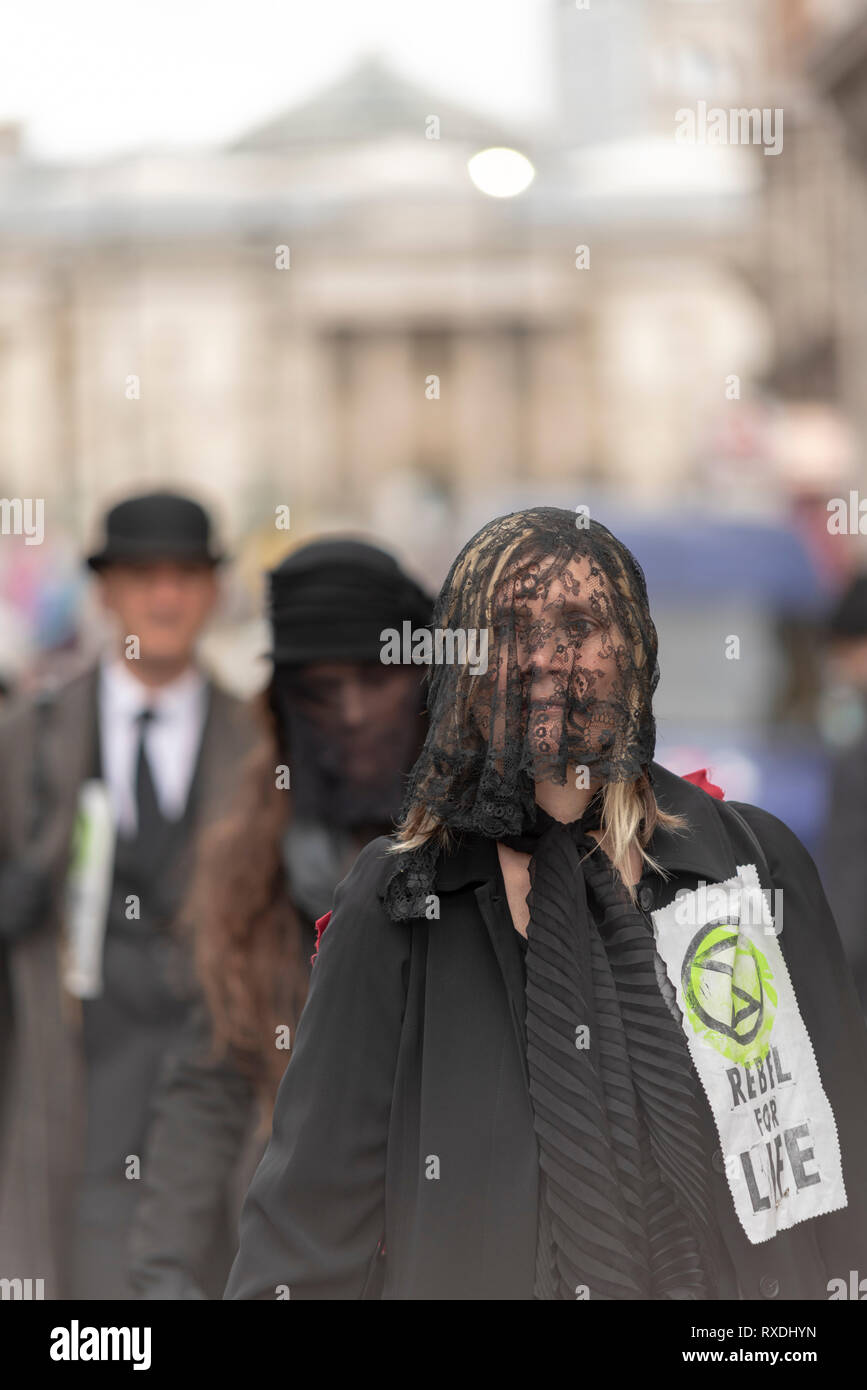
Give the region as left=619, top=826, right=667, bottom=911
left=265, top=537, right=433, bottom=831
left=271, top=662, right=426, bottom=829
left=398, top=507, right=660, bottom=840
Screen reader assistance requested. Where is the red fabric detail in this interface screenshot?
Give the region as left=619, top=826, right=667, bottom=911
left=681, top=767, right=724, bottom=800
left=311, top=909, right=332, bottom=965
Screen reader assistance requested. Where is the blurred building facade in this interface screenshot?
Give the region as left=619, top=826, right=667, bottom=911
left=0, top=0, right=792, bottom=568
left=761, top=1, right=867, bottom=452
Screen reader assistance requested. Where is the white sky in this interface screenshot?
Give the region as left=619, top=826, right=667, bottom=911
left=0, top=0, right=550, bottom=161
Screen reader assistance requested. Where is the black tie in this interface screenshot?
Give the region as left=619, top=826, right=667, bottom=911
left=134, top=707, right=165, bottom=851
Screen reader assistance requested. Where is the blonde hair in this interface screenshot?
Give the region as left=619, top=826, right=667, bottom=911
left=389, top=773, right=687, bottom=902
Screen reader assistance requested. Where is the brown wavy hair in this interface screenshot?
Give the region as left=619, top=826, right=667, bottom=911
left=190, top=687, right=309, bottom=1130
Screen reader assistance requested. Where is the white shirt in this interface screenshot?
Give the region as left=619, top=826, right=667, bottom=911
left=98, top=659, right=209, bottom=837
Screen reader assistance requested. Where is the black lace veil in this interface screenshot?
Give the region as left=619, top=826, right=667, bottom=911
left=384, top=507, right=660, bottom=918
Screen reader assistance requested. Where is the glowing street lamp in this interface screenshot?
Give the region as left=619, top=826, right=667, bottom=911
left=467, top=146, right=535, bottom=198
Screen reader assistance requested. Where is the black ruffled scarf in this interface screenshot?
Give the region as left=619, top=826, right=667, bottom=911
left=499, top=794, right=721, bottom=1300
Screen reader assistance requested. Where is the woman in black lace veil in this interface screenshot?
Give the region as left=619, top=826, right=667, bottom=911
left=383, top=507, right=725, bottom=1299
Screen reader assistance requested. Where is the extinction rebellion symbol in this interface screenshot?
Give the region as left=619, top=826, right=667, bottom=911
left=681, top=923, right=777, bottom=1065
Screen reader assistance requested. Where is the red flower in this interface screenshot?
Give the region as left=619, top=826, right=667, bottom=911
left=682, top=767, right=724, bottom=800
left=311, top=910, right=332, bottom=966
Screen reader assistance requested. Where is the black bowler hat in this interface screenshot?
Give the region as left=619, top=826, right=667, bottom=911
left=86, top=491, right=224, bottom=571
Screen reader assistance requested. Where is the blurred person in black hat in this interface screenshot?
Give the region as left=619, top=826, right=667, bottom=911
left=0, top=489, right=260, bottom=1300
left=127, top=536, right=432, bottom=1299
left=821, top=572, right=867, bottom=1016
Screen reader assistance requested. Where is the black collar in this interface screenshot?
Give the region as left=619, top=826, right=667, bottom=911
left=428, top=761, right=736, bottom=893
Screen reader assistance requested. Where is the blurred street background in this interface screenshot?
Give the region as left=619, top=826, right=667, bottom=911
left=3, top=0, right=867, bottom=858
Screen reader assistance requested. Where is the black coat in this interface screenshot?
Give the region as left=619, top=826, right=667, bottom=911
left=128, top=1000, right=261, bottom=1300
left=823, top=734, right=867, bottom=1014
left=129, top=918, right=316, bottom=1301
left=224, top=763, right=867, bottom=1301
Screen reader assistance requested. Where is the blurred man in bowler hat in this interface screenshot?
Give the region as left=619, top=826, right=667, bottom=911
left=0, top=490, right=259, bottom=1299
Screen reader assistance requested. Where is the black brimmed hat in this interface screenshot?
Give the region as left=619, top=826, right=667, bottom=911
left=86, top=491, right=224, bottom=571
left=267, top=537, right=433, bottom=665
